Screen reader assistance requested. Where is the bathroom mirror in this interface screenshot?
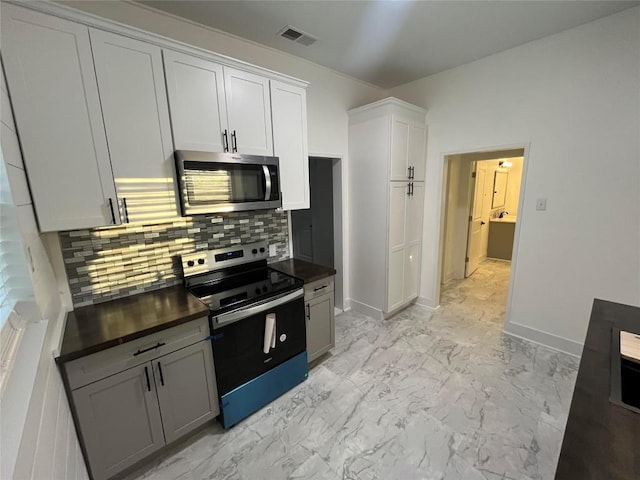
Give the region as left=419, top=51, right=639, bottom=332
left=492, top=171, right=508, bottom=208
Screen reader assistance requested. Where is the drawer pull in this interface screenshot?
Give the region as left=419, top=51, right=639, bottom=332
left=133, top=342, right=166, bottom=357
left=314, top=285, right=328, bottom=292
left=144, top=366, right=151, bottom=391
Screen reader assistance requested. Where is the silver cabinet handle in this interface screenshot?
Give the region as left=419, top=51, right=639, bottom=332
left=213, top=288, right=304, bottom=328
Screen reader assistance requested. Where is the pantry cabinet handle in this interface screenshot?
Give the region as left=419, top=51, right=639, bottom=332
left=222, top=129, right=229, bottom=152
left=144, top=366, right=151, bottom=391
left=407, top=183, right=411, bottom=196
left=157, top=362, right=165, bottom=386
left=108, top=198, right=116, bottom=224
left=133, top=342, right=166, bottom=356
left=407, top=166, right=412, bottom=179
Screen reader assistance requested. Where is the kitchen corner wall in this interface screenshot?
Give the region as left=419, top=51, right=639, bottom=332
left=59, top=211, right=289, bottom=307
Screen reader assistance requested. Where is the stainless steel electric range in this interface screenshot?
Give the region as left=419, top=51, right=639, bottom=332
left=181, top=242, right=308, bottom=429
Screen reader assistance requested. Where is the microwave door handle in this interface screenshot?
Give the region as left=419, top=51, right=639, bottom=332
left=213, top=288, right=304, bottom=327
left=262, top=165, right=272, bottom=201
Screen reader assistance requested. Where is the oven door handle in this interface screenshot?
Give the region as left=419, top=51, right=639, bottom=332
left=213, top=288, right=304, bottom=327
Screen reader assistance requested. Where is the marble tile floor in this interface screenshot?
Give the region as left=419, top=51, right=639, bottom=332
left=125, top=260, right=579, bottom=480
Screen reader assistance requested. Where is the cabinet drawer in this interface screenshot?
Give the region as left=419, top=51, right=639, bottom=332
left=304, top=277, right=334, bottom=302
left=65, top=317, right=209, bottom=390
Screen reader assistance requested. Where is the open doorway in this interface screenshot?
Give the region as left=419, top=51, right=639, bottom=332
left=290, top=156, right=344, bottom=309
left=440, top=148, right=525, bottom=313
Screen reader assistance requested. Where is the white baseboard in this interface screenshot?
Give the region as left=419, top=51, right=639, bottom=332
left=348, top=299, right=384, bottom=320
left=416, top=296, right=440, bottom=310
left=504, top=321, right=583, bottom=357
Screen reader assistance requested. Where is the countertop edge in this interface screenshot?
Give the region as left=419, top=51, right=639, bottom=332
left=269, top=258, right=336, bottom=284
left=56, top=309, right=209, bottom=364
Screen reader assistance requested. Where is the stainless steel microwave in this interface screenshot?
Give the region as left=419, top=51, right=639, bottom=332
left=175, top=150, right=281, bottom=216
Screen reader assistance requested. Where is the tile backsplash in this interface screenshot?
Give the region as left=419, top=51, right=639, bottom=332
left=60, top=211, right=289, bottom=307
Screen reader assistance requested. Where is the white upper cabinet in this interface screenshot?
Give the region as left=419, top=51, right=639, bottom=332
left=163, top=50, right=229, bottom=153
left=409, top=123, right=427, bottom=182
left=91, top=30, right=178, bottom=224
left=271, top=80, right=309, bottom=210
left=390, top=117, right=427, bottom=182
left=1, top=4, right=118, bottom=231
left=224, top=67, right=273, bottom=156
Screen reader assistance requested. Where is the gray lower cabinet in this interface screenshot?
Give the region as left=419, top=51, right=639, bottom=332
left=72, top=362, right=165, bottom=480
left=305, top=277, right=335, bottom=362
left=153, top=341, right=218, bottom=444
left=67, top=321, right=218, bottom=480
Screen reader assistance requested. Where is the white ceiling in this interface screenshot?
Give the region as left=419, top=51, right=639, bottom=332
left=137, top=0, right=639, bottom=88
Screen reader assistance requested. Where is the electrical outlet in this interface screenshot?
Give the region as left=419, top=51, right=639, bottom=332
left=269, top=244, right=277, bottom=256
left=536, top=198, right=547, bottom=211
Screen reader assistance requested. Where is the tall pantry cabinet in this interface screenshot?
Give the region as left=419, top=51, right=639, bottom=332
left=348, top=98, right=427, bottom=317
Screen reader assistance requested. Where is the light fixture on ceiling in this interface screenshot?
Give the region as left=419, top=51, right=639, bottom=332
left=278, top=25, right=317, bottom=46
left=499, top=160, right=513, bottom=169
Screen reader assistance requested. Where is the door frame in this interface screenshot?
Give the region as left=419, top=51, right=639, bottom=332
left=289, top=153, right=345, bottom=311
left=437, top=143, right=530, bottom=329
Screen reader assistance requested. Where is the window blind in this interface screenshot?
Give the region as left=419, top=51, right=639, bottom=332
left=0, top=147, right=33, bottom=392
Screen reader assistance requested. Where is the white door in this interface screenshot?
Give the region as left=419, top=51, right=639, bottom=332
left=408, top=123, right=427, bottom=181
left=91, top=30, right=178, bottom=224
left=271, top=80, right=309, bottom=210
left=387, top=182, right=408, bottom=311
left=390, top=117, right=410, bottom=181
left=1, top=4, right=118, bottom=231
left=163, top=50, right=229, bottom=153
left=224, top=67, right=273, bottom=155
left=465, top=164, right=488, bottom=277
left=404, top=182, right=424, bottom=302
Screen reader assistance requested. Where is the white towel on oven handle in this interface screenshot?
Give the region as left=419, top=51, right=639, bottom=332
left=263, top=313, right=276, bottom=354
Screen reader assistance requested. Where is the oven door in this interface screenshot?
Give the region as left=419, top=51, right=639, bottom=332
left=210, top=288, right=306, bottom=395
left=176, top=150, right=281, bottom=215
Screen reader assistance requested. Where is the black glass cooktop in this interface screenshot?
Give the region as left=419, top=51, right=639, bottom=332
left=187, top=264, right=302, bottom=315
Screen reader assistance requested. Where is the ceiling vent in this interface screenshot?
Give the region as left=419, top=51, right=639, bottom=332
left=278, top=25, right=317, bottom=46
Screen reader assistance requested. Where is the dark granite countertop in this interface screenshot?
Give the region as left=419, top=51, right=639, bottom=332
left=57, top=285, right=209, bottom=363
left=269, top=258, right=336, bottom=284
left=555, top=299, right=640, bottom=480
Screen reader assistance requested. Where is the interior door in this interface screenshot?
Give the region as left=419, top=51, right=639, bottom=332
left=404, top=182, right=424, bottom=302
left=465, top=164, right=487, bottom=277
left=291, top=208, right=313, bottom=262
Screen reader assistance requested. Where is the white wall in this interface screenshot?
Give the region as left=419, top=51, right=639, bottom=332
left=54, top=0, right=386, bottom=307
left=391, top=7, right=640, bottom=354
left=1, top=65, right=87, bottom=480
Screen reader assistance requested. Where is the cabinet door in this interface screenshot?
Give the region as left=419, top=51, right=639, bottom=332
left=405, top=182, right=424, bottom=245
left=390, top=117, right=410, bottom=181
left=154, top=341, right=219, bottom=444
left=90, top=29, right=178, bottom=224
left=306, top=292, right=335, bottom=363
left=404, top=183, right=423, bottom=304
left=271, top=80, right=309, bottom=210
left=163, top=50, right=229, bottom=152
left=1, top=4, right=118, bottom=231
left=72, top=363, right=164, bottom=480
left=404, top=243, right=421, bottom=303
left=387, top=183, right=408, bottom=311
left=224, top=67, right=273, bottom=155
left=409, top=123, right=427, bottom=181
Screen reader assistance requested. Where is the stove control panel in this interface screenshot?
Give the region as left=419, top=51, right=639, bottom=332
left=181, top=241, right=270, bottom=277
